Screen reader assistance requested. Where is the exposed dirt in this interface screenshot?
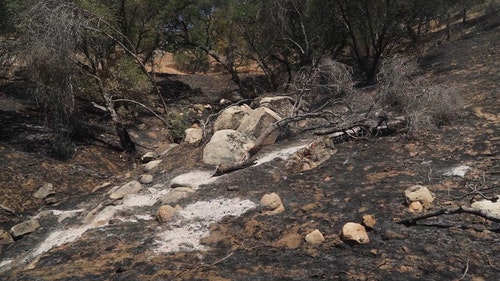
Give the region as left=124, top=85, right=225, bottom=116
left=1, top=12, right=499, bottom=281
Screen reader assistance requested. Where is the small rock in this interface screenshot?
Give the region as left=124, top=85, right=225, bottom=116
left=305, top=229, right=325, bottom=245
left=0, top=229, right=14, bottom=244
left=10, top=219, right=40, bottom=239
left=227, top=185, right=239, bottom=191
left=404, top=185, right=434, bottom=207
left=408, top=201, right=423, bottom=213
left=109, top=180, right=142, bottom=200
left=156, top=205, right=181, bottom=223
left=141, top=152, right=157, bottom=163
left=159, top=187, right=195, bottom=205
left=184, top=128, right=203, bottom=145
left=140, top=174, right=154, bottom=184
left=260, top=193, right=285, bottom=215
left=144, top=160, right=162, bottom=172
left=341, top=222, right=369, bottom=244
left=443, top=165, right=471, bottom=177
left=33, top=183, right=55, bottom=199
left=362, top=215, right=377, bottom=229
left=44, top=196, right=59, bottom=205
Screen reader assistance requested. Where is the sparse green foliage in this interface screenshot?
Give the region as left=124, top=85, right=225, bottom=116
left=167, top=111, right=191, bottom=143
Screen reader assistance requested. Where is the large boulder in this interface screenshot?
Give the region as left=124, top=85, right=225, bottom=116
left=237, top=107, right=282, bottom=145
left=259, top=96, right=295, bottom=118
left=203, top=130, right=256, bottom=165
left=213, top=104, right=253, bottom=132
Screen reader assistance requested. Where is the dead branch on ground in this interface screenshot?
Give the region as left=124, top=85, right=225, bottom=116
left=396, top=205, right=500, bottom=226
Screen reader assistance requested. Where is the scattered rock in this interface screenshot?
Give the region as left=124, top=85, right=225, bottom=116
left=362, top=214, right=377, bottom=229
left=141, top=152, right=157, bottom=163
left=341, top=222, right=369, bottom=244
left=471, top=197, right=500, bottom=220
left=285, top=137, right=336, bottom=173
left=184, top=127, right=203, bottom=145
left=305, top=229, right=325, bottom=245
left=159, top=187, right=195, bottom=205
left=156, top=205, right=181, bottom=223
left=203, top=130, right=256, bottom=165
left=33, top=183, right=55, bottom=199
left=140, top=174, right=154, bottom=184
left=169, top=171, right=215, bottom=189
left=227, top=185, right=239, bottom=191
left=10, top=219, right=40, bottom=239
left=237, top=107, right=282, bottom=145
left=213, top=104, right=252, bottom=131
left=0, top=228, right=14, bottom=244
left=259, top=96, right=295, bottom=118
left=144, top=160, right=163, bottom=172
left=109, top=180, right=142, bottom=200
left=404, top=185, right=434, bottom=207
left=443, top=165, right=471, bottom=177
left=260, top=192, right=285, bottom=215
left=408, top=201, right=424, bottom=213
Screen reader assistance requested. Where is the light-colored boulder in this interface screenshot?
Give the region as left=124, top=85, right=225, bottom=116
left=341, top=222, right=369, bottom=244
left=144, top=159, right=162, bottom=172
left=160, top=187, right=196, bottom=205
left=184, top=127, right=203, bottom=145
left=203, top=130, right=255, bottom=165
left=237, top=107, right=282, bottom=145
left=404, top=185, right=434, bottom=207
left=305, top=229, right=325, bottom=245
left=259, top=96, right=295, bottom=118
left=109, top=180, right=142, bottom=200
left=10, top=219, right=40, bottom=239
left=213, top=104, right=253, bottom=132
left=33, top=183, right=55, bottom=199
left=260, top=192, right=285, bottom=215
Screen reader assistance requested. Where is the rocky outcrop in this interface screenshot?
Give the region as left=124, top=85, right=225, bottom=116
left=237, top=107, right=282, bottom=145
left=259, top=96, right=295, bottom=118
left=109, top=180, right=143, bottom=200
left=213, top=104, right=252, bottom=131
left=203, top=130, right=256, bottom=165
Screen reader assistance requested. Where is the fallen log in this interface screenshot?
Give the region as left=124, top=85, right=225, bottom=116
left=396, top=205, right=500, bottom=226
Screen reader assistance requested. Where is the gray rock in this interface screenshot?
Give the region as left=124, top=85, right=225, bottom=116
left=110, top=180, right=143, bottom=200
left=141, top=152, right=157, bottom=163
left=159, top=187, right=195, bottom=205
left=10, top=219, right=40, bottom=239
left=203, top=130, right=255, bottom=165
left=213, top=105, right=252, bottom=131
left=0, top=228, right=14, bottom=244
left=140, top=174, right=154, bottom=184
left=144, top=159, right=162, bottom=172
left=237, top=107, right=282, bottom=145
left=259, top=96, right=295, bottom=118
left=184, top=128, right=203, bottom=145
left=33, top=183, right=55, bottom=199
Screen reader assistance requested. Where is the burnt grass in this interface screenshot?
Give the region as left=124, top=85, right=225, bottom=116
left=1, top=12, right=499, bottom=281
